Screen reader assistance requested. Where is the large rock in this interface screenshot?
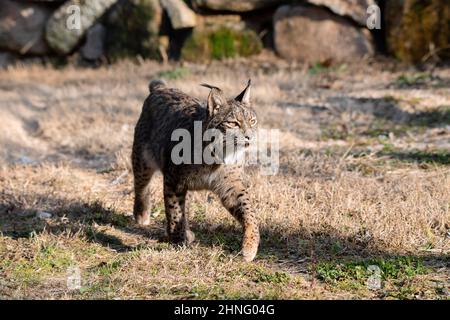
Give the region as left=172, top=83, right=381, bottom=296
left=273, top=5, right=374, bottom=64
left=192, top=0, right=281, bottom=12
left=105, top=0, right=162, bottom=60
left=306, top=0, right=375, bottom=26
left=45, top=0, right=118, bottom=54
left=0, top=0, right=52, bottom=55
left=385, top=0, right=450, bottom=63
left=0, top=52, right=17, bottom=68
left=81, top=23, right=106, bottom=60
left=161, top=0, right=196, bottom=29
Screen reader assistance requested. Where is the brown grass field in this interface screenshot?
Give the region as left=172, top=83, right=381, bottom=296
left=0, top=55, right=449, bottom=299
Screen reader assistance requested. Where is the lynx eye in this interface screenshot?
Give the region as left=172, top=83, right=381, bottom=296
left=225, top=121, right=239, bottom=128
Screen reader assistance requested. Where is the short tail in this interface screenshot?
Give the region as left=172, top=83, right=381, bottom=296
left=149, top=79, right=166, bottom=93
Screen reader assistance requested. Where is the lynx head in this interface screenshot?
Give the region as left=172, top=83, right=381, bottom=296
left=201, top=80, right=257, bottom=163
left=201, top=79, right=257, bottom=138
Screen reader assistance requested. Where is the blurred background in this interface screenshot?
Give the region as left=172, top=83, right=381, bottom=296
left=0, top=0, right=449, bottom=67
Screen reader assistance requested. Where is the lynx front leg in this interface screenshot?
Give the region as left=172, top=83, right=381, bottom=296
left=215, top=179, right=260, bottom=262
left=163, top=178, right=194, bottom=245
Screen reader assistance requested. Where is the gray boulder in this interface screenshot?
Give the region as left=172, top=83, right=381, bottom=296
left=45, top=0, right=118, bottom=54
left=0, top=52, right=17, bottom=68
left=273, top=5, right=374, bottom=64
left=0, top=0, right=52, bottom=55
left=306, top=0, right=375, bottom=26
left=81, top=23, right=106, bottom=60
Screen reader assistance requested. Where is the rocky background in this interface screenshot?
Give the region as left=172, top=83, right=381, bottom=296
left=0, top=0, right=449, bottom=67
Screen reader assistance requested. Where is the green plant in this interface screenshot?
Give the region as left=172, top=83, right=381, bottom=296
left=105, top=0, right=160, bottom=61
left=181, top=27, right=262, bottom=62
left=308, top=63, right=328, bottom=75
left=157, top=67, right=190, bottom=80
left=316, top=257, right=428, bottom=286
left=395, top=72, right=434, bottom=87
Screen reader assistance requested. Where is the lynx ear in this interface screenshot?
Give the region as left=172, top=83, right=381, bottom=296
left=235, top=79, right=251, bottom=104
left=201, top=83, right=226, bottom=116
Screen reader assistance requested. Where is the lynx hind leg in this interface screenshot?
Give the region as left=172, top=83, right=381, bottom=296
left=213, top=173, right=260, bottom=261
left=163, top=178, right=194, bottom=245
left=132, top=147, right=154, bottom=226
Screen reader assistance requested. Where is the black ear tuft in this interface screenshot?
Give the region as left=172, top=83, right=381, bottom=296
left=235, top=79, right=251, bottom=104
left=200, top=83, right=222, bottom=91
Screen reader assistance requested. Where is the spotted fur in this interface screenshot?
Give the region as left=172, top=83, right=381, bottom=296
left=132, top=79, right=259, bottom=261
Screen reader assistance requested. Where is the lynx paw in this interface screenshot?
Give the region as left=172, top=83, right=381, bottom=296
left=186, top=230, right=196, bottom=245
left=242, top=245, right=258, bottom=262
left=135, top=213, right=150, bottom=226
left=242, top=230, right=259, bottom=262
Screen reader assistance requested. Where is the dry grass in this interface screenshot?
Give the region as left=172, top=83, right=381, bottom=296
left=0, top=57, right=449, bottom=299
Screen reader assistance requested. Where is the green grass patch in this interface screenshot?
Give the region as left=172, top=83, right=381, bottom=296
left=236, top=264, right=291, bottom=286
left=157, top=67, right=190, bottom=80
left=188, top=283, right=265, bottom=299
left=308, top=62, right=329, bottom=75
left=309, top=63, right=348, bottom=75
left=395, top=72, right=434, bottom=87
left=77, top=282, right=115, bottom=298
left=252, top=268, right=290, bottom=284
left=191, top=202, right=206, bottom=222
left=316, top=256, right=428, bottom=289
left=94, top=258, right=123, bottom=277
left=36, top=243, right=73, bottom=271
left=7, top=242, right=73, bottom=287
left=11, top=260, right=42, bottom=286
left=181, top=27, right=262, bottom=62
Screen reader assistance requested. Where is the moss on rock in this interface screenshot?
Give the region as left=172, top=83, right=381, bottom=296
left=181, top=27, right=262, bottom=62
left=105, top=0, right=162, bottom=61
left=385, top=0, right=450, bottom=63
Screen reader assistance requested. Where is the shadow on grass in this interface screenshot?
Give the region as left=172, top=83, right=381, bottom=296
left=326, top=96, right=450, bottom=127
left=0, top=199, right=165, bottom=252
left=389, top=73, right=450, bottom=90
left=378, top=150, right=450, bottom=166
left=191, top=221, right=448, bottom=265
left=1, top=197, right=447, bottom=272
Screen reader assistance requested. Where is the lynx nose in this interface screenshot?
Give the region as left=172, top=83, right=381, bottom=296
left=244, top=135, right=250, bottom=147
